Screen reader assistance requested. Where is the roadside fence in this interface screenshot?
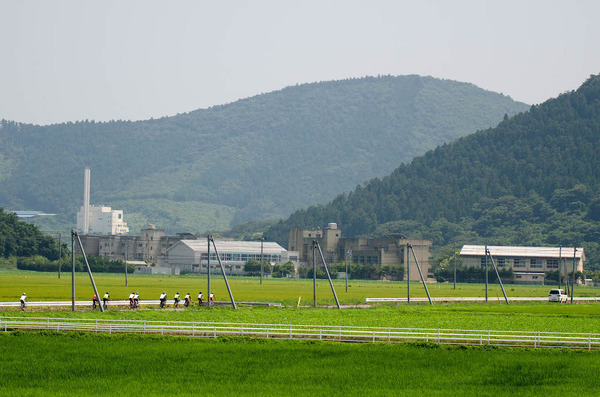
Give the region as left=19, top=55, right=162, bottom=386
left=2, top=316, right=599, bottom=350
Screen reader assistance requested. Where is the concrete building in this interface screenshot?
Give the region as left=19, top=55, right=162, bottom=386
left=460, top=245, right=585, bottom=285
left=289, top=223, right=433, bottom=281
left=76, top=205, right=129, bottom=235
left=166, top=240, right=297, bottom=275
left=76, top=225, right=186, bottom=265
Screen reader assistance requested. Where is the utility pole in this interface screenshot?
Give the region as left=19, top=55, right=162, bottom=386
left=345, top=250, right=348, bottom=293
left=58, top=233, right=62, bottom=279
left=453, top=242, right=456, bottom=290
left=485, top=245, right=488, bottom=303
left=207, top=235, right=211, bottom=307
left=125, top=239, right=128, bottom=287
left=407, top=243, right=432, bottom=305
left=209, top=236, right=237, bottom=309
left=312, top=241, right=317, bottom=307
left=260, top=237, right=264, bottom=285
left=571, top=247, right=576, bottom=304
left=406, top=243, right=410, bottom=304
left=558, top=246, right=562, bottom=290
left=315, top=241, right=341, bottom=309
left=71, top=231, right=75, bottom=312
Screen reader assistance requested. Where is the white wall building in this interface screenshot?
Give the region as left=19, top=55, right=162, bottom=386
left=166, top=239, right=297, bottom=275
left=460, top=245, right=585, bottom=285
left=76, top=205, right=129, bottom=235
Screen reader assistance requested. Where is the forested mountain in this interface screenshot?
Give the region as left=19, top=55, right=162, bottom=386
left=266, top=75, right=600, bottom=269
left=0, top=75, right=527, bottom=234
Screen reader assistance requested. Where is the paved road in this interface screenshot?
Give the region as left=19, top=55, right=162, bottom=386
left=366, top=296, right=599, bottom=303
left=0, top=300, right=278, bottom=308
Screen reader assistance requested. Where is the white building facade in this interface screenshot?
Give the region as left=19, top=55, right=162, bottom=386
left=76, top=205, right=129, bottom=235
left=166, top=240, right=298, bottom=275
left=460, top=245, right=585, bottom=285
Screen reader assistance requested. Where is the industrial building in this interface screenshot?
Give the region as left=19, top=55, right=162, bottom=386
left=289, top=223, right=433, bottom=281
left=77, top=224, right=187, bottom=265
left=76, top=205, right=129, bottom=235
left=166, top=240, right=297, bottom=275
left=460, top=245, right=585, bottom=285
left=76, top=167, right=129, bottom=235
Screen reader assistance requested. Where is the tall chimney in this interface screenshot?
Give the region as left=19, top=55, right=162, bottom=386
left=83, top=168, right=90, bottom=234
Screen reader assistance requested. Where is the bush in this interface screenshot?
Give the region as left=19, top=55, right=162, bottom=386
left=17, top=255, right=134, bottom=273
left=298, top=262, right=404, bottom=280
left=434, top=266, right=514, bottom=283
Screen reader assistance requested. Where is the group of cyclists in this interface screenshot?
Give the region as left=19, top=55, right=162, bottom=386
left=19, top=290, right=216, bottom=311
left=92, top=292, right=111, bottom=309
left=159, top=291, right=214, bottom=308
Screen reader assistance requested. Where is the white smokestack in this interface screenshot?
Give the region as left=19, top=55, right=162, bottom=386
left=83, top=168, right=90, bottom=234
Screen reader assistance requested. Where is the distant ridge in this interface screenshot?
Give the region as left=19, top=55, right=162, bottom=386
left=0, top=75, right=528, bottom=234
left=265, top=75, right=600, bottom=269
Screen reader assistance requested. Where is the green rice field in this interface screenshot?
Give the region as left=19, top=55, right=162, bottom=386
left=2, top=270, right=600, bottom=334
left=1, top=331, right=599, bottom=396
left=3, top=270, right=600, bottom=396
left=2, top=269, right=599, bottom=305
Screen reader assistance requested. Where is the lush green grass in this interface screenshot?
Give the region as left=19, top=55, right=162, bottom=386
left=1, top=331, right=599, bottom=396
left=3, top=269, right=599, bottom=305
left=3, top=270, right=600, bottom=334
left=4, top=303, right=600, bottom=334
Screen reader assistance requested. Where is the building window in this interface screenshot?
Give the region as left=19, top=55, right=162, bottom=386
left=480, top=257, right=486, bottom=267
left=530, top=259, right=542, bottom=269
left=532, top=276, right=539, bottom=280
left=496, top=258, right=505, bottom=267
left=514, top=258, right=525, bottom=268
left=546, top=259, right=559, bottom=269
left=516, top=275, right=522, bottom=279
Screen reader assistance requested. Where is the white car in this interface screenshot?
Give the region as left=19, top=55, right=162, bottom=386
left=548, top=289, right=568, bottom=303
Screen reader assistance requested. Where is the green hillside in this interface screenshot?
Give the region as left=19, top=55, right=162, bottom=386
left=0, top=75, right=528, bottom=234
left=266, top=75, right=600, bottom=269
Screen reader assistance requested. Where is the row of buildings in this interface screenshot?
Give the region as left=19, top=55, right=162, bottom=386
left=72, top=169, right=584, bottom=283
left=76, top=222, right=584, bottom=284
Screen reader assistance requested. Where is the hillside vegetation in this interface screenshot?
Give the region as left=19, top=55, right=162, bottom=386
left=0, top=75, right=527, bottom=234
left=266, top=75, right=600, bottom=269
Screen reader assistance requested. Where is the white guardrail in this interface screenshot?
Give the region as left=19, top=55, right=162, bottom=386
left=1, top=316, right=599, bottom=350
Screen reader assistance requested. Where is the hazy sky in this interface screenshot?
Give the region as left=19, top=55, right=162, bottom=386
left=2, top=0, right=599, bottom=125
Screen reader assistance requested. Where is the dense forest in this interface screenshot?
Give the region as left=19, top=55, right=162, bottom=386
left=265, top=75, right=600, bottom=270
left=0, top=75, right=527, bottom=234
left=0, top=208, right=61, bottom=260
left=0, top=208, right=132, bottom=273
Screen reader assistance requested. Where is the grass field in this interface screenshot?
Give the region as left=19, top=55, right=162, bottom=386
left=1, top=331, right=599, bottom=396
left=3, top=269, right=600, bottom=305
left=3, top=270, right=600, bottom=396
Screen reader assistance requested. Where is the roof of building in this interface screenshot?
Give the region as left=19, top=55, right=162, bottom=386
left=460, top=245, right=585, bottom=260
left=167, top=240, right=286, bottom=254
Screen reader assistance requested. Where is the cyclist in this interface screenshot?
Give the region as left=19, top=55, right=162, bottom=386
left=92, top=294, right=98, bottom=309
left=173, top=292, right=180, bottom=308
left=209, top=292, right=214, bottom=304
left=184, top=292, right=191, bottom=307
left=128, top=291, right=135, bottom=308
left=133, top=292, right=140, bottom=308
left=198, top=291, right=203, bottom=306
left=20, top=292, right=27, bottom=310
left=159, top=291, right=167, bottom=308
left=102, top=292, right=110, bottom=309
